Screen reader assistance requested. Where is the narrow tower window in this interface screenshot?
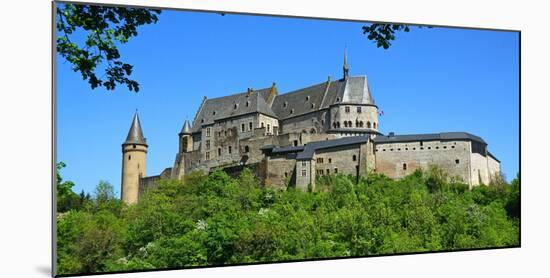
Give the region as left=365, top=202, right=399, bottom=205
left=128, top=155, right=131, bottom=160
left=352, top=155, right=357, bottom=161
left=403, top=163, right=407, bottom=170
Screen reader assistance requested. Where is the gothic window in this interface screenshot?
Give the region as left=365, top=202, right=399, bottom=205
left=285, top=172, right=288, bottom=178
left=357, top=106, right=362, bottom=113
left=336, top=97, right=340, bottom=102
left=326, top=169, right=330, bottom=175
left=345, top=106, right=350, bottom=113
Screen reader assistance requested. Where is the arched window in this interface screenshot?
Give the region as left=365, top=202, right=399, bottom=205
left=218, top=148, right=221, bottom=156
left=333, top=122, right=337, bottom=128
left=344, top=121, right=348, bottom=127
left=403, top=163, right=407, bottom=170
left=352, top=155, right=357, bottom=161
left=373, top=122, right=377, bottom=129
left=348, top=121, right=353, bottom=127
left=359, top=121, right=364, bottom=127
left=337, top=122, right=340, bottom=128
left=367, top=121, right=371, bottom=128
left=244, top=145, right=250, bottom=153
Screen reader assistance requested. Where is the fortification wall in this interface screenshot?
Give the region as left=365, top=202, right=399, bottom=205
left=374, top=140, right=472, bottom=184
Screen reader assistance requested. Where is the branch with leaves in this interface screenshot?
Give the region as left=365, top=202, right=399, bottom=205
left=56, top=4, right=161, bottom=92
left=362, top=24, right=411, bottom=49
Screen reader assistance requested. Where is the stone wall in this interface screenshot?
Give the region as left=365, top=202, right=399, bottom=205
left=374, top=140, right=472, bottom=184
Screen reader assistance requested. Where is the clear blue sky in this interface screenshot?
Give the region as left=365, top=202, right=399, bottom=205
left=56, top=8, right=519, bottom=196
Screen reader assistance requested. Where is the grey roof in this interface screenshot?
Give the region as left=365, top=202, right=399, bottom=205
left=124, top=112, right=147, bottom=145
left=329, top=128, right=382, bottom=134
left=296, top=136, right=370, bottom=160
left=271, top=76, right=375, bottom=120
left=191, top=87, right=277, bottom=133
left=487, top=151, right=500, bottom=162
left=272, top=145, right=305, bottom=153
left=179, top=120, right=191, bottom=135
left=373, top=132, right=487, bottom=144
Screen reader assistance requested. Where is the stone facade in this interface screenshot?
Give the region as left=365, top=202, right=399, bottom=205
left=122, top=54, right=502, bottom=204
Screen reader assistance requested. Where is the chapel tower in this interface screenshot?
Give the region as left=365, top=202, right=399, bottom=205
left=121, top=112, right=148, bottom=204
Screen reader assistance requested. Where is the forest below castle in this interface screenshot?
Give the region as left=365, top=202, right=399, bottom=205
left=56, top=163, right=520, bottom=276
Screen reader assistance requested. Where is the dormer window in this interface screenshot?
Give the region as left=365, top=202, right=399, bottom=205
left=246, top=101, right=250, bottom=107
left=234, top=103, right=238, bottom=109
left=311, top=103, right=315, bottom=109
left=290, top=109, right=294, bottom=114
left=201, top=119, right=204, bottom=123
left=283, top=101, right=288, bottom=108
left=306, top=95, right=310, bottom=101
left=336, top=97, right=340, bottom=102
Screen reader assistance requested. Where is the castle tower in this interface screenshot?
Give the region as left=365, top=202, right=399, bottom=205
left=179, top=120, right=193, bottom=153
left=121, top=112, right=147, bottom=204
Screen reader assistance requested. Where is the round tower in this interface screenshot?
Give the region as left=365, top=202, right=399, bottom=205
left=121, top=112, right=147, bottom=204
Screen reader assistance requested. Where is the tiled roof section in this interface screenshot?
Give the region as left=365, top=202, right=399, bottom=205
left=191, top=87, right=277, bottom=132
left=124, top=112, right=147, bottom=145
left=296, top=136, right=370, bottom=160
left=271, top=76, right=375, bottom=120
left=373, top=132, right=487, bottom=144
left=179, top=120, right=191, bottom=135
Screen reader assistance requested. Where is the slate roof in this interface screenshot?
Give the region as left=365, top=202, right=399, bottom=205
left=124, top=112, right=147, bottom=145
left=271, top=76, right=375, bottom=120
left=373, top=132, right=487, bottom=144
left=179, top=120, right=191, bottom=135
left=296, top=136, right=370, bottom=160
left=191, top=87, right=277, bottom=133
left=189, top=75, right=375, bottom=132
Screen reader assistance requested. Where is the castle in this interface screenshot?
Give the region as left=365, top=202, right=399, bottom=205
left=120, top=52, right=501, bottom=204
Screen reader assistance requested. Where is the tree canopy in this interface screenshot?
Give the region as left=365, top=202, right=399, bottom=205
left=56, top=3, right=161, bottom=92
left=56, top=166, right=520, bottom=276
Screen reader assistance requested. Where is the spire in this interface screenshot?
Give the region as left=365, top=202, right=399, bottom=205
left=124, top=112, right=147, bottom=145
left=343, top=48, right=349, bottom=80
left=180, top=120, right=191, bottom=135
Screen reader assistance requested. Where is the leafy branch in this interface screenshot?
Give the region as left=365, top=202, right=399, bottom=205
left=56, top=4, right=161, bottom=92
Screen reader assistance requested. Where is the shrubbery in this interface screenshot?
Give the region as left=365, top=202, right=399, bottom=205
left=56, top=167, right=520, bottom=275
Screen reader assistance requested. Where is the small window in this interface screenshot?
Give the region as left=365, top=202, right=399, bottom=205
left=428, top=147, right=431, bottom=150
left=290, top=109, right=294, bottom=114
left=383, top=149, right=386, bottom=151
left=205, top=140, right=210, bottom=150
left=244, top=145, right=250, bottom=153
left=283, top=101, right=288, bottom=108
left=267, top=124, right=271, bottom=132
left=352, top=155, right=357, bottom=161
left=451, top=146, right=455, bottom=148
left=367, top=121, right=371, bottom=128
left=436, top=146, right=439, bottom=149
left=294, top=140, right=299, bottom=146
left=420, top=147, right=424, bottom=150
left=224, top=130, right=228, bottom=136
left=317, top=157, right=324, bottom=163
left=241, top=123, right=245, bottom=132
left=234, top=103, right=238, bottom=109
left=128, top=155, right=131, bottom=161
left=328, top=158, right=332, bottom=163
left=398, top=148, right=401, bottom=151
left=373, top=122, right=377, bottom=129
left=205, top=152, right=210, bottom=160
left=218, top=148, right=221, bottom=156
left=311, top=103, right=315, bottom=109
left=420, top=141, right=424, bottom=146
left=206, top=127, right=211, bottom=137
left=228, top=146, right=232, bottom=154
left=284, top=172, right=288, bottom=178
left=301, top=169, right=307, bottom=177
left=301, top=161, right=307, bottom=167
left=261, top=122, right=265, bottom=128
left=306, top=96, right=310, bottom=101
left=455, top=159, right=460, bottom=164
left=334, top=168, right=338, bottom=174
left=405, top=148, right=408, bottom=151
left=213, top=111, right=216, bottom=115
left=336, top=97, right=340, bottom=102
left=357, top=106, right=362, bottom=113
left=246, top=101, right=250, bottom=107
left=403, top=163, right=407, bottom=170
left=249, top=122, right=253, bottom=131
left=413, top=148, right=416, bottom=150
left=345, top=106, right=350, bottom=113
left=326, top=169, right=330, bottom=175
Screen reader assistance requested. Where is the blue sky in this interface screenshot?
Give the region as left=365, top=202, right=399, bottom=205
left=56, top=8, right=519, bottom=196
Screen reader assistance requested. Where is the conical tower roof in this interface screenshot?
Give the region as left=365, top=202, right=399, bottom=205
left=180, top=120, right=192, bottom=135
left=123, top=112, right=147, bottom=145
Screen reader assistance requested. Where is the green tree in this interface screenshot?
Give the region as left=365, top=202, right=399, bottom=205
left=56, top=3, right=161, bottom=92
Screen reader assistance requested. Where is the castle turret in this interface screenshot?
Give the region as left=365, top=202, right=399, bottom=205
left=178, top=120, right=193, bottom=153
left=121, top=112, right=147, bottom=204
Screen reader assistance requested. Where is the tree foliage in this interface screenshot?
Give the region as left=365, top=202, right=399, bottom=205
left=56, top=4, right=161, bottom=92
left=362, top=24, right=413, bottom=49
left=57, top=167, right=519, bottom=276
